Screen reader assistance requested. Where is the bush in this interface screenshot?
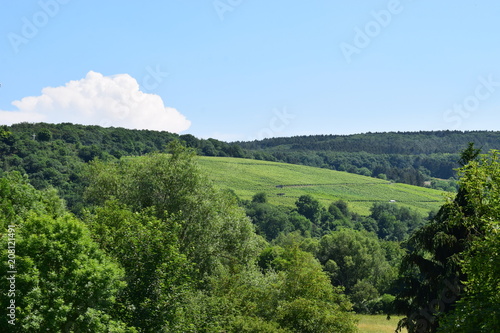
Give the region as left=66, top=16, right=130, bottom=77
left=366, top=294, right=396, bottom=314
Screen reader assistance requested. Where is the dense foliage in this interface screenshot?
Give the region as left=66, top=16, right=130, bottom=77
left=395, top=145, right=500, bottom=332
left=437, top=150, right=500, bottom=332
left=0, top=172, right=133, bottom=332
left=1, top=123, right=499, bottom=331
left=1, top=144, right=359, bottom=332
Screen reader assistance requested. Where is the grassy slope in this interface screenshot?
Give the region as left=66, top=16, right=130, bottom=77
left=198, top=156, right=446, bottom=215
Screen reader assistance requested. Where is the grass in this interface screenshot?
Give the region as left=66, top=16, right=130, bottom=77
left=356, top=314, right=406, bottom=333
left=197, top=156, right=447, bottom=215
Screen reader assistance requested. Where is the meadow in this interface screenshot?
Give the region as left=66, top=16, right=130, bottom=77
left=198, top=156, right=447, bottom=215
left=356, top=314, right=406, bottom=333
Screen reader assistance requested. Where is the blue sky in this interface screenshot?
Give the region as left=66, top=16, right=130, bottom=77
left=1, top=0, right=500, bottom=141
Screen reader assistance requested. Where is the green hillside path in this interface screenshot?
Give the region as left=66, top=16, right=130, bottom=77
left=198, top=156, right=447, bottom=215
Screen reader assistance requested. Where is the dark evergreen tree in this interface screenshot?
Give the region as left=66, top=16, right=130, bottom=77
left=393, top=143, right=482, bottom=333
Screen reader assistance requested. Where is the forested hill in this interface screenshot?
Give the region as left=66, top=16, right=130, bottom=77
left=0, top=123, right=246, bottom=211
left=237, top=131, right=500, bottom=155
left=3, top=122, right=244, bottom=158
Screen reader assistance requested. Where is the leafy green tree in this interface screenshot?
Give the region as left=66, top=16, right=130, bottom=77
left=366, top=293, right=396, bottom=315
left=78, top=144, right=104, bottom=162
left=317, top=229, right=394, bottom=298
left=0, top=214, right=132, bottom=332
left=179, top=134, right=200, bottom=149
left=357, top=167, right=372, bottom=177
left=0, top=125, right=13, bottom=141
left=0, top=172, right=66, bottom=227
left=208, top=244, right=357, bottom=333
left=350, top=279, right=379, bottom=313
left=84, top=200, right=193, bottom=332
left=37, top=129, right=52, bottom=142
left=295, top=195, right=322, bottom=224
left=84, top=143, right=262, bottom=279
left=327, top=203, right=344, bottom=220
left=330, top=200, right=350, bottom=218
left=288, top=211, right=312, bottom=236
left=370, top=203, right=424, bottom=241
left=375, top=210, right=399, bottom=240
left=0, top=126, right=15, bottom=155
left=201, top=140, right=217, bottom=156
left=252, top=192, right=267, bottom=203
left=271, top=246, right=357, bottom=333
left=245, top=202, right=292, bottom=240
left=0, top=173, right=132, bottom=332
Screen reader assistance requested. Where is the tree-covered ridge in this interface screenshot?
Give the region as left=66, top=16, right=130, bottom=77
left=0, top=123, right=246, bottom=213
left=3, top=122, right=243, bottom=158
left=237, top=131, right=500, bottom=154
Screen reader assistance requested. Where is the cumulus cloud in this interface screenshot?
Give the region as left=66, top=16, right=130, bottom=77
left=0, top=71, right=191, bottom=133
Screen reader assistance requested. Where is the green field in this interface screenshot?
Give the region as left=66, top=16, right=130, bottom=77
left=356, top=315, right=406, bottom=333
left=197, top=156, right=447, bottom=215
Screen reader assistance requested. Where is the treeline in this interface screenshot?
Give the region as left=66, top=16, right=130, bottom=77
left=2, top=123, right=244, bottom=159
left=237, top=131, right=500, bottom=154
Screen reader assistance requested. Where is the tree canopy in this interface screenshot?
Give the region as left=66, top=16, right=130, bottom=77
left=0, top=172, right=132, bottom=332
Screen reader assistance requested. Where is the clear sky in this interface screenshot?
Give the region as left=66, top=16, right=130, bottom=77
left=1, top=0, right=500, bottom=141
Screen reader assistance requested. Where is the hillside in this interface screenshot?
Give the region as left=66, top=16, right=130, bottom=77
left=198, top=156, right=446, bottom=215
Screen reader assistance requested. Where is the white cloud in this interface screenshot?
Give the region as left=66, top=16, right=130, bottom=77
left=0, top=71, right=191, bottom=133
